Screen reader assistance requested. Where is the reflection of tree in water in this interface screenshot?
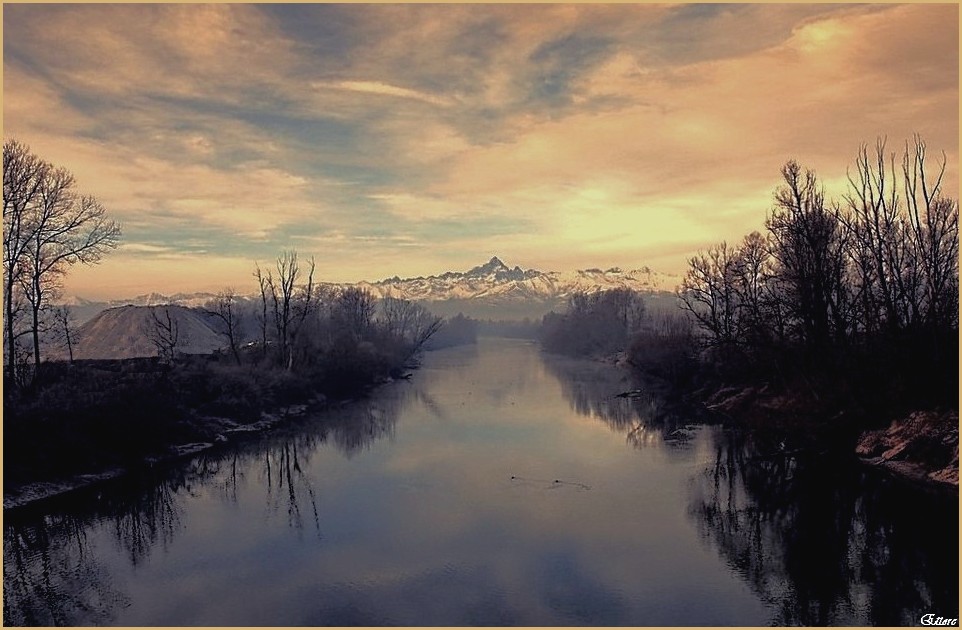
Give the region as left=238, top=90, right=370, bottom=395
left=199, top=386, right=408, bottom=535
left=103, top=472, right=190, bottom=566
left=261, top=436, right=322, bottom=534
left=689, top=428, right=959, bottom=625
left=541, top=354, right=698, bottom=448
left=328, top=400, right=400, bottom=458
left=3, top=511, right=130, bottom=626
left=3, top=385, right=409, bottom=624
left=3, top=467, right=197, bottom=625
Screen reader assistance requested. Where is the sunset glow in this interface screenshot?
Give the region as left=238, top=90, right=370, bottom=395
left=3, top=3, right=958, bottom=299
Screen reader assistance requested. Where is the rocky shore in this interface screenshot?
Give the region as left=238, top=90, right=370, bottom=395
left=700, top=383, right=958, bottom=491
left=856, top=410, right=959, bottom=489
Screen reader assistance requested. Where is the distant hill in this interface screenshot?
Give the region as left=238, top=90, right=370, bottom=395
left=66, top=305, right=226, bottom=360
left=57, top=292, right=221, bottom=325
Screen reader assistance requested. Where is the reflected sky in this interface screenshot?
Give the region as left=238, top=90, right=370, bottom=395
left=4, top=338, right=956, bottom=626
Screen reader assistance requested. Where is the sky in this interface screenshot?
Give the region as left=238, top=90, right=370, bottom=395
left=3, top=3, right=959, bottom=300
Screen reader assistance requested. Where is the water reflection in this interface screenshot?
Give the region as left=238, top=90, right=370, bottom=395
left=541, top=353, right=702, bottom=450
left=3, top=513, right=129, bottom=626
left=107, top=471, right=190, bottom=566
left=3, top=341, right=957, bottom=626
left=263, top=440, right=321, bottom=533
left=328, top=399, right=401, bottom=458
left=689, top=427, right=959, bottom=625
left=3, top=385, right=407, bottom=625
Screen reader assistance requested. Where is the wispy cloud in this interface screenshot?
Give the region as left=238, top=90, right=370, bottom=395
left=313, top=80, right=456, bottom=107
left=119, top=243, right=174, bottom=255
left=3, top=3, right=957, bottom=298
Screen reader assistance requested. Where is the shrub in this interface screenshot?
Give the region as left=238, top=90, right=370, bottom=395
left=627, top=312, right=698, bottom=387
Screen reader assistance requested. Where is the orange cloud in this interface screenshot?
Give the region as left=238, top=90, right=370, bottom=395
left=3, top=3, right=956, bottom=299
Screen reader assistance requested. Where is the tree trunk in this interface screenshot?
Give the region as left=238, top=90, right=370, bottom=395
left=31, top=300, right=41, bottom=370
left=5, top=278, right=17, bottom=383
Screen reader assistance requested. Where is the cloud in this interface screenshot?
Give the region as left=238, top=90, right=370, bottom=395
left=409, top=3, right=959, bottom=259
left=64, top=251, right=256, bottom=300
left=119, top=243, right=174, bottom=255
left=312, top=80, right=456, bottom=107
left=3, top=4, right=303, bottom=104
left=5, top=126, right=334, bottom=253
left=3, top=3, right=956, bottom=298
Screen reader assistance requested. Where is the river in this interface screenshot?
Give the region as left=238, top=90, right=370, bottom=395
left=3, top=337, right=958, bottom=625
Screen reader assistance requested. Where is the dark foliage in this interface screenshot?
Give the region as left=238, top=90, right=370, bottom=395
left=424, top=313, right=478, bottom=350
left=541, top=288, right=645, bottom=357
left=477, top=317, right=541, bottom=339
left=4, top=362, right=200, bottom=484
left=4, top=251, right=449, bottom=495
left=678, top=139, right=958, bottom=418
left=626, top=312, right=698, bottom=389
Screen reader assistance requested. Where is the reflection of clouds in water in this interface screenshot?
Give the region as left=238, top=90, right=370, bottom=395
left=278, top=551, right=628, bottom=625
left=296, top=562, right=523, bottom=626
left=5, top=342, right=954, bottom=625
left=533, top=551, right=628, bottom=625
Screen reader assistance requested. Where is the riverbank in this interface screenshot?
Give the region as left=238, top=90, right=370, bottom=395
left=696, top=381, right=959, bottom=491
left=856, top=409, right=959, bottom=488
left=3, top=354, right=412, bottom=510
left=6, top=337, right=954, bottom=627
left=2, top=397, right=327, bottom=510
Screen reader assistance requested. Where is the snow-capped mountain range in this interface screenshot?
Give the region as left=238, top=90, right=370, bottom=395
left=353, top=256, right=679, bottom=302
left=61, top=257, right=681, bottom=322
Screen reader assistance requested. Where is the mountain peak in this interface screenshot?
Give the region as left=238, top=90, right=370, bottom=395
left=466, top=256, right=511, bottom=277
left=483, top=256, right=509, bottom=271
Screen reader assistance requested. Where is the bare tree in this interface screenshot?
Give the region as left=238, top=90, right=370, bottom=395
left=50, top=305, right=79, bottom=364
left=766, top=161, right=850, bottom=348
left=206, top=288, right=243, bottom=365
left=2, top=140, right=120, bottom=379
left=598, top=287, right=646, bottom=336
left=333, top=286, right=377, bottom=341
left=4, top=140, right=47, bottom=382
left=285, top=256, right=318, bottom=370
left=253, top=263, right=270, bottom=358
left=679, top=241, right=741, bottom=348
left=842, top=139, right=916, bottom=334
left=256, top=251, right=317, bottom=370
left=840, top=136, right=958, bottom=335
left=408, top=302, right=443, bottom=355
left=143, top=307, right=181, bottom=364
left=902, top=136, right=959, bottom=331
left=732, top=231, right=774, bottom=345
left=381, top=296, right=418, bottom=339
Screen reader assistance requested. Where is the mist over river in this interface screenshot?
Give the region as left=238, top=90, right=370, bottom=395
left=4, top=338, right=957, bottom=626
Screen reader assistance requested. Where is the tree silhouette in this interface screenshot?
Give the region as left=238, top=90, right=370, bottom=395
left=3, top=140, right=120, bottom=383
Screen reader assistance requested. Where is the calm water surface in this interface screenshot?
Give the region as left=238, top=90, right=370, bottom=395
left=4, top=338, right=958, bottom=625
